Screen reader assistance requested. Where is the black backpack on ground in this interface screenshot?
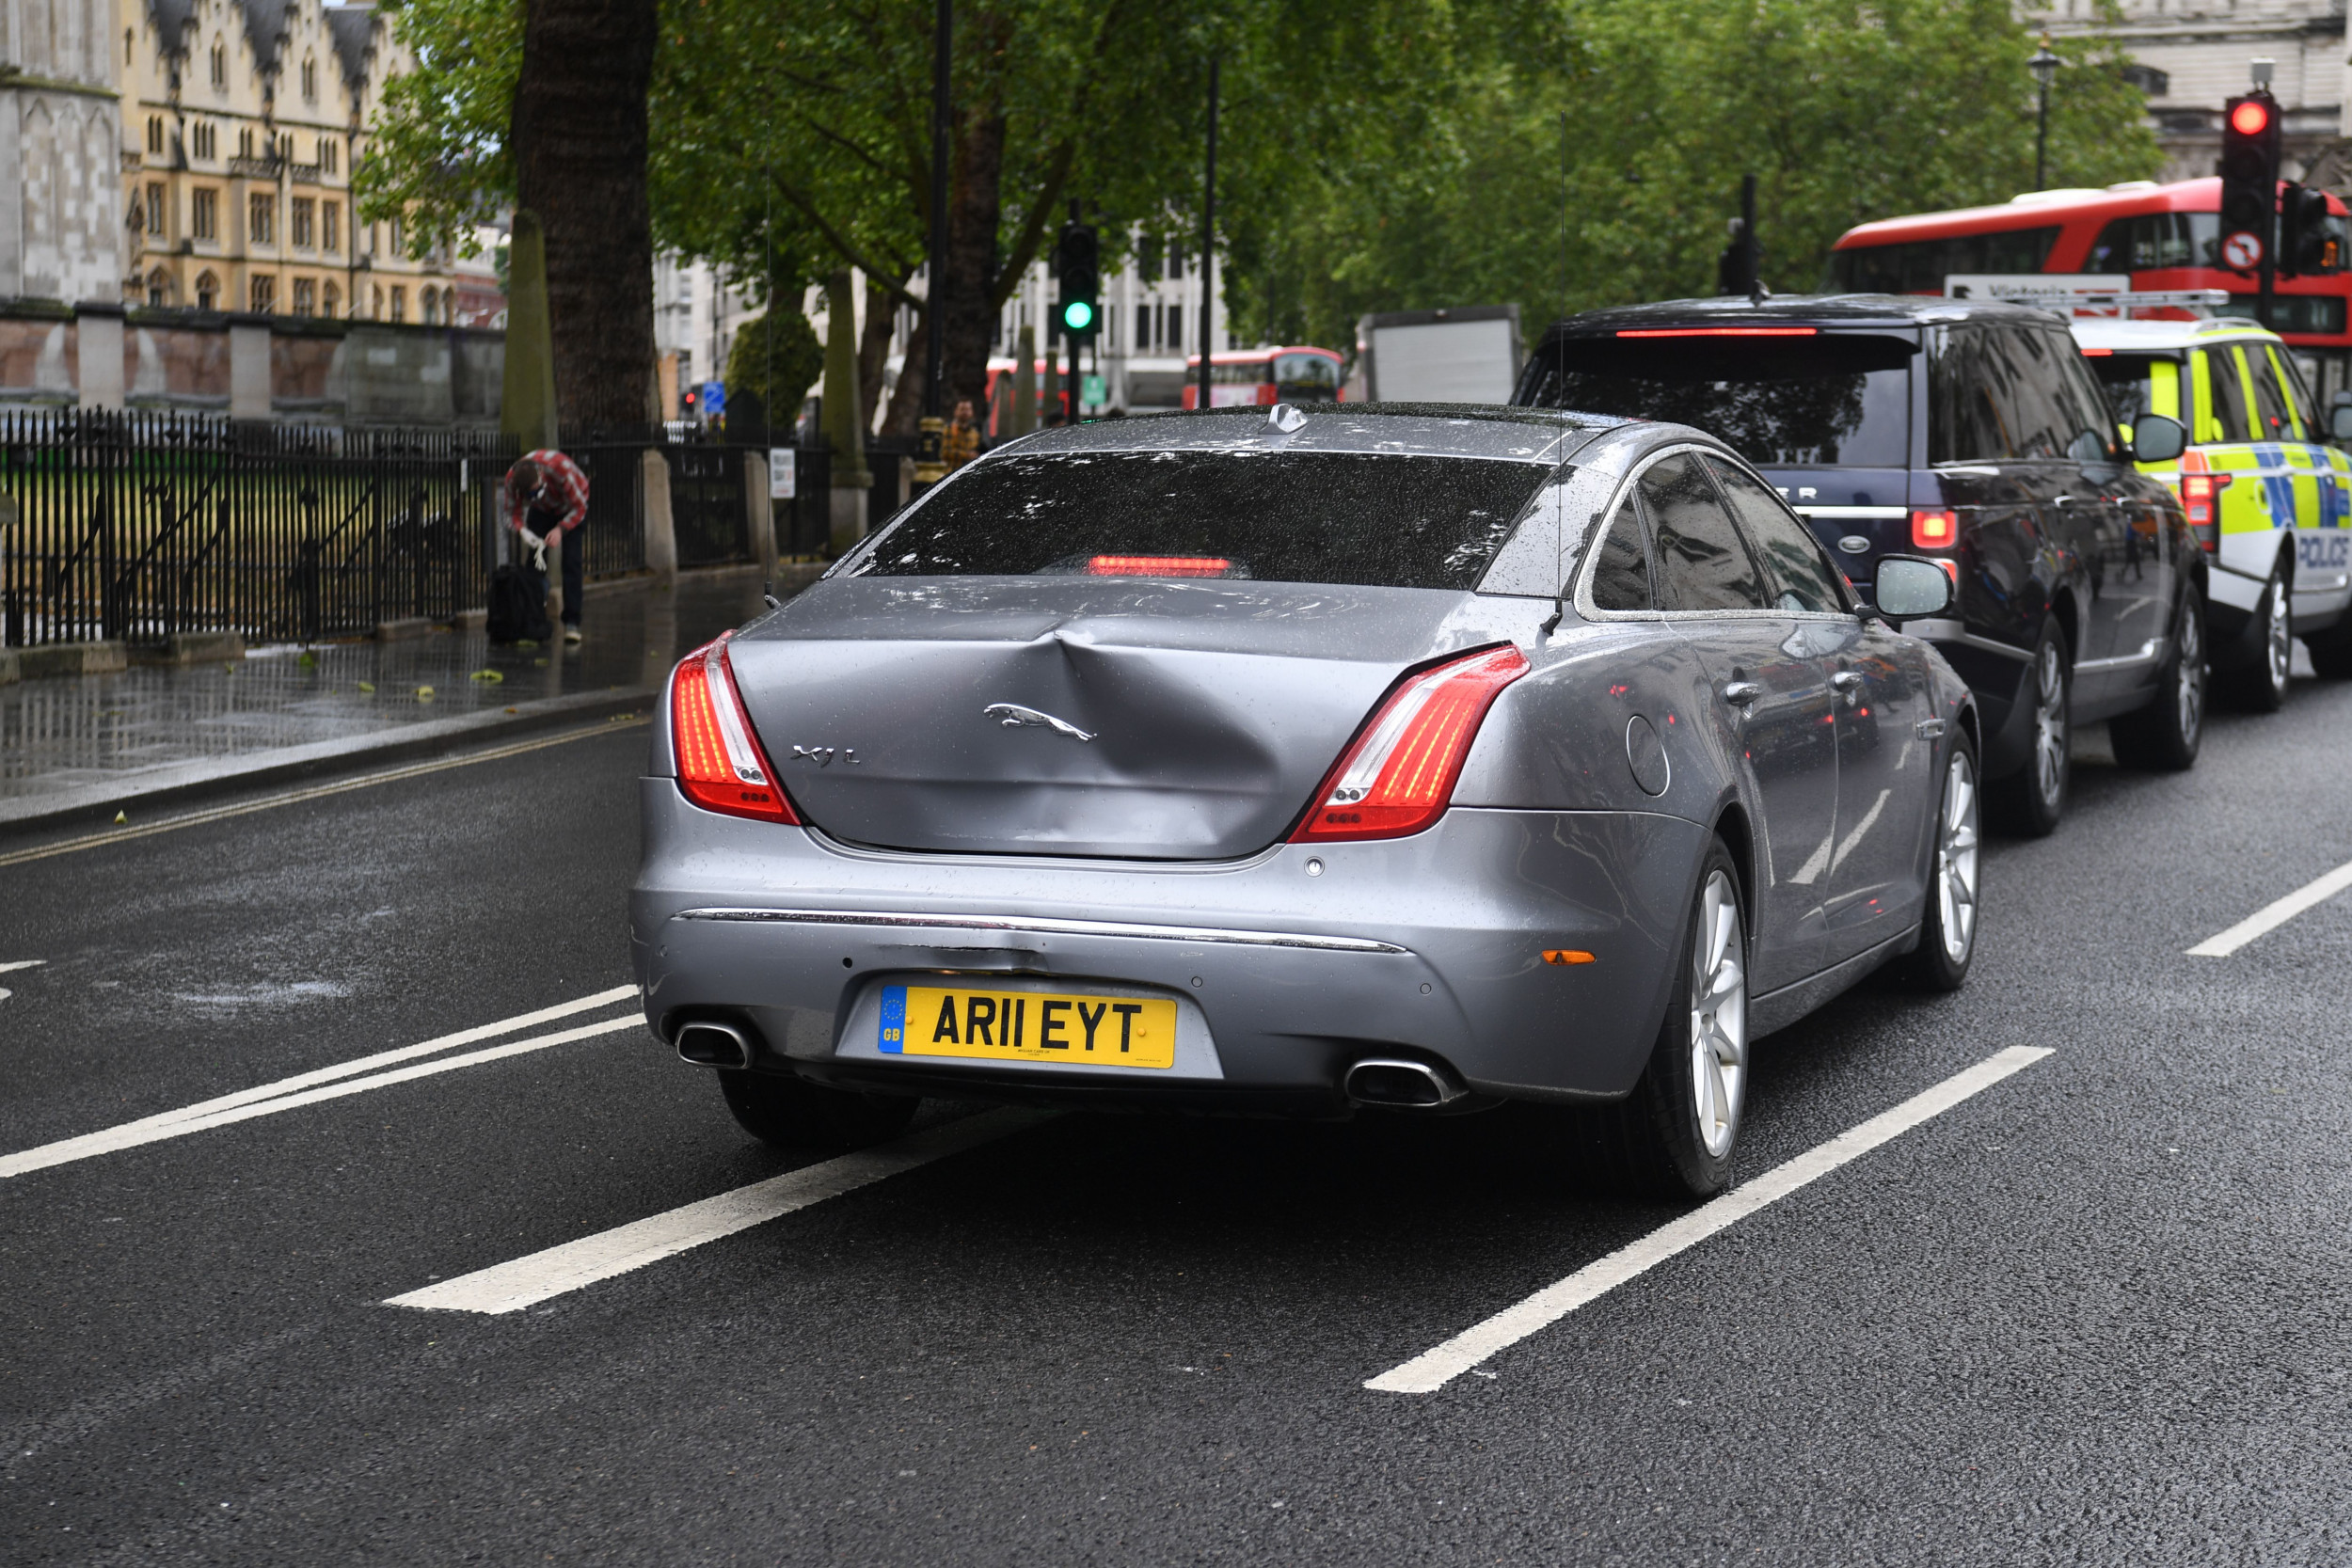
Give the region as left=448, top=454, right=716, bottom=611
left=486, top=562, right=552, bottom=644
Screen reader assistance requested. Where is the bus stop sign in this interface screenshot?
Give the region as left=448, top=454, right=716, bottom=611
left=2222, top=230, right=2265, bottom=271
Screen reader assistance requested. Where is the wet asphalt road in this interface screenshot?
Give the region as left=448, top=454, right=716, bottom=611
left=3, top=678, right=2351, bottom=1566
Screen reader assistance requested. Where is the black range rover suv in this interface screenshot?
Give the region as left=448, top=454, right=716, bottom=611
left=1515, top=294, right=2205, bottom=834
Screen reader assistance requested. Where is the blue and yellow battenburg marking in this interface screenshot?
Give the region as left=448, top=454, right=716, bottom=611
left=877, top=984, right=1178, bottom=1069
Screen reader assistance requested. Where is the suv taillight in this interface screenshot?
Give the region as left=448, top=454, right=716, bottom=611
left=671, top=633, right=797, bottom=824
left=1910, top=509, right=1958, bottom=549
left=1295, top=645, right=1530, bottom=842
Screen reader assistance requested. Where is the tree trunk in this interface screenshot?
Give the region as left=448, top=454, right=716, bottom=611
left=881, top=320, right=926, bottom=436
left=511, top=0, right=659, bottom=436
left=858, top=274, right=898, bottom=436
left=941, top=107, right=1009, bottom=412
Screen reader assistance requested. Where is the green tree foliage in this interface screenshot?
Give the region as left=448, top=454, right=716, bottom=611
left=362, top=0, right=2158, bottom=367
left=1223, top=0, right=2162, bottom=349
left=357, top=0, right=521, bottom=259
left=724, top=309, right=827, bottom=414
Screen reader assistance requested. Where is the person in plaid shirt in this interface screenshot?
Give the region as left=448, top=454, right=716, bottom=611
left=502, top=451, right=591, bottom=643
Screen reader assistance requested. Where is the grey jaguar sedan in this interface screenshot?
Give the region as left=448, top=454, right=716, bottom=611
left=631, top=404, right=1981, bottom=1195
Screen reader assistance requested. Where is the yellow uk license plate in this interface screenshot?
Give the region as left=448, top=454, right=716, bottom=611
left=878, top=984, right=1177, bottom=1069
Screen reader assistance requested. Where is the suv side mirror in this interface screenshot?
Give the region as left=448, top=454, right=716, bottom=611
left=1874, top=556, right=1953, bottom=625
left=2331, top=404, right=2352, bottom=443
left=2128, top=413, right=2186, bottom=465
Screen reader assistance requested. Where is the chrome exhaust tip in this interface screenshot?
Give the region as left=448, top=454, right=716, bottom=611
left=1344, top=1057, right=1465, bottom=1109
left=675, top=1020, right=753, bottom=1069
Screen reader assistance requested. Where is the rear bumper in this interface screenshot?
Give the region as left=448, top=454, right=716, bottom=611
left=630, top=782, right=1705, bottom=1110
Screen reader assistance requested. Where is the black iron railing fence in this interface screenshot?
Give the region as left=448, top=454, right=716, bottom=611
left=0, top=411, right=516, bottom=650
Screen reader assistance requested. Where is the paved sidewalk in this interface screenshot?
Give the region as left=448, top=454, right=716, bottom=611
left=0, top=568, right=780, bottom=830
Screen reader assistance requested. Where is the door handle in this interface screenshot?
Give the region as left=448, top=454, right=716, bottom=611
left=1829, top=671, right=1865, bottom=690
left=1723, top=681, right=1763, bottom=706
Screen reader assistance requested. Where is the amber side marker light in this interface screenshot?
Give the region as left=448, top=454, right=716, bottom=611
left=672, top=633, right=797, bottom=824
left=1544, top=949, right=1597, bottom=966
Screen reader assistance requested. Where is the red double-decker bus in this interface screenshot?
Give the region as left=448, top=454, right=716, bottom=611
left=1180, top=347, right=1346, bottom=409
left=1829, top=178, right=2352, bottom=401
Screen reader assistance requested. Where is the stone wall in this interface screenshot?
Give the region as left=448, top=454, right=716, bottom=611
left=0, top=0, right=125, bottom=305
left=0, top=300, right=504, bottom=425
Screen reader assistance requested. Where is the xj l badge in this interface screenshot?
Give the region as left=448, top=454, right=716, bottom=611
left=983, top=703, right=1095, bottom=741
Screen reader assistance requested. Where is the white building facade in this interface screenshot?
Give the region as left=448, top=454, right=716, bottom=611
left=2035, top=0, right=2352, bottom=184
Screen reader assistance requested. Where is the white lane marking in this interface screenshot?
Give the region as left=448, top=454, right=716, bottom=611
left=0, top=959, right=46, bottom=974
left=1365, top=1046, right=2054, bottom=1394
left=78, top=985, right=637, bottom=1136
left=0, top=718, right=649, bottom=870
left=0, top=1010, right=643, bottom=1180
left=388, top=1108, right=1056, bottom=1315
left=2186, top=857, right=2352, bottom=957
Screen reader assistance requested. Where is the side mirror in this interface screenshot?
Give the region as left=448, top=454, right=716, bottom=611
left=2331, top=404, right=2352, bottom=443
left=2128, top=412, right=2186, bottom=465
left=1874, top=555, right=1953, bottom=625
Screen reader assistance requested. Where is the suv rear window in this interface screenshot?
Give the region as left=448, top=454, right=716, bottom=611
left=846, top=451, right=1553, bottom=590
left=1518, top=332, right=1914, bottom=467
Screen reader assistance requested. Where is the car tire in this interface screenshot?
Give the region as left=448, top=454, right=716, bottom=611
left=2306, top=615, right=2352, bottom=679
left=2111, top=582, right=2206, bottom=771
left=1902, top=735, right=1981, bottom=992
left=717, top=1069, right=919, bottom=1151
left=1988, top=620, right=2071, bottom=838
left=1585, top=840, right=1748, bottom=1199
left=2219, top=557, right=2292, bottom=712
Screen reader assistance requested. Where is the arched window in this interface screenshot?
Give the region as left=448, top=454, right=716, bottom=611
left=322, top=280, right=341, bottom=318
left=146, top=116, right=164, bottom=154
left=251, top=276, right=276, bottom=313
left=196, top=271, right=218, bottom=310
left=125, top=29, right=135, bottom=65
left=147, top=269, right=172, bottom=307
left=301, top=55, right=316, bottom=102
left=210, top=41, right=226, bottom=87
left=372, top=284, right=384, bottom=319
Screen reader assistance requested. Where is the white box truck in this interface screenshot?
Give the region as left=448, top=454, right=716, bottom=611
left=1352, top=306, right=1522, bottom=404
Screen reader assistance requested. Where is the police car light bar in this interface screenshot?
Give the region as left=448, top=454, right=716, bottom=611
left=1941, top=274, right=2233, bottom=316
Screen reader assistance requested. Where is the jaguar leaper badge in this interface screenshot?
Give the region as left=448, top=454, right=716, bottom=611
left=983, top=703, right=1095, bottom=742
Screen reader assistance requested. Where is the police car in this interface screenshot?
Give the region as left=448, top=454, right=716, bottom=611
left=2073, top=317, right=2352, bottom=707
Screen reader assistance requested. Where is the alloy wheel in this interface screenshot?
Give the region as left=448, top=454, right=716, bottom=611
left=2177, top=607, right=2207, bottom=742
left=2263, top=577, right=2291, bottom=699
left=2032, top=641, right=2067, bottom=807
left=1935, top=750, right=1981, bottom=966
left=1687, top=868, right=1748, bottom=1160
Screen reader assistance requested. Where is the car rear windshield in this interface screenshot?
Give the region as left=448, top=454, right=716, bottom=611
left=846, top=450, right=1554, bottom=590
left=1517, top=332, right=1915, bottom=467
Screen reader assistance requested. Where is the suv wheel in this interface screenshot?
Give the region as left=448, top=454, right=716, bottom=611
left=2221, top=557, right=2292, bottom=712
left=2112, top=583, right=2206, bottom=771
left=1990, top=622, right=2071, bottom=838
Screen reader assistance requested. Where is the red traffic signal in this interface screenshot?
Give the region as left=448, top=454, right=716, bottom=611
left=2230, top=99, right=2271, bottom=136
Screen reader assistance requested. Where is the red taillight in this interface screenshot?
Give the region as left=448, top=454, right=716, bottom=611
left=2179, top=472, right=2231, bottom=550
left=1295, top=645, right=1530, bottom=843
left=1083, top=555, right=1232, bottom=578
left=671, top=634, right=796, bottom=823
left=1910, top=509, right=1958, bottom=549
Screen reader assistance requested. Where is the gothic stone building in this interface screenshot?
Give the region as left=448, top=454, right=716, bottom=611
left=119, top=0, right=453, bottom=322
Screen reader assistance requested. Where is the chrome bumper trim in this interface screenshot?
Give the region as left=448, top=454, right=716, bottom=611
left=672, top=907, right=1414, bottom=956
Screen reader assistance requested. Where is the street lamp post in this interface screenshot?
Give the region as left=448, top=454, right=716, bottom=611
left=914, top=0, right=951, bottom=493
left=2030, top=39, right=2060, bottom=191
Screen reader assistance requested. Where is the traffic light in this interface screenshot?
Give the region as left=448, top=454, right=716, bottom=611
left=2280, top=182, right=2334, bottom=276
left=2219, top=90, right=2280, bottom=273
left=1056, top=224, right=1099, bottom=339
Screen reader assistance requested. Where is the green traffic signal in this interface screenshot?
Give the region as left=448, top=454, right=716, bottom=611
left=1061, top=299, right=1095, bottom=332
